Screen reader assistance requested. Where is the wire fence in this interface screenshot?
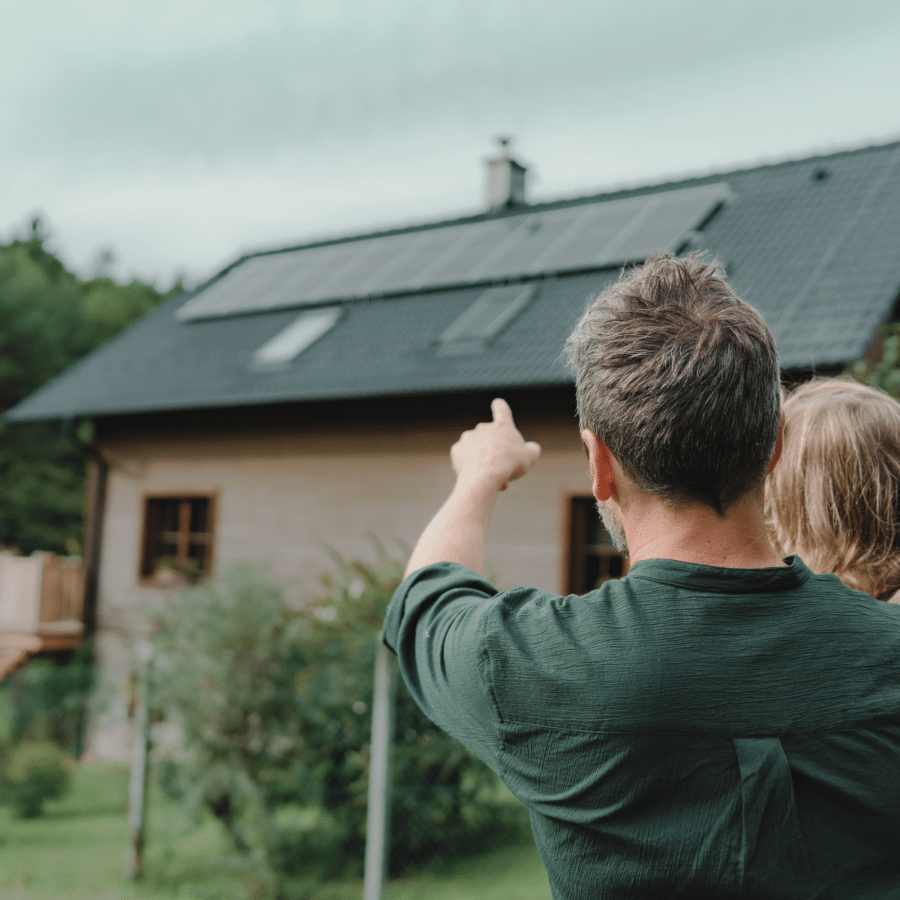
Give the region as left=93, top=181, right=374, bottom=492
left=365, top=646, right=533, bottom=896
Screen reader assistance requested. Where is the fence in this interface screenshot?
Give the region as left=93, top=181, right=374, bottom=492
left=0, top=552, right=85, bottom=637
left=364, top=645, right=532, bottom=898
left=0, top=553, right=85, bottom=680
left=39, top=554, right=86, bottom=633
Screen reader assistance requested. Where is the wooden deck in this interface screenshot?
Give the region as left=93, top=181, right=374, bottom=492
left=0, top=553, right=85, bottom=680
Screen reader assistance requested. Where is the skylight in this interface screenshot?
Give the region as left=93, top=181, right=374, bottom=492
left=251, top=307, right=341, bottom=368
left=437, top=284, right=536, bottom=354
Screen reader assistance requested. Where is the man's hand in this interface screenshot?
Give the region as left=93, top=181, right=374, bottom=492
left=403, top=399, right=541, bottom=577
left=451, top=398, right=541, bottom=492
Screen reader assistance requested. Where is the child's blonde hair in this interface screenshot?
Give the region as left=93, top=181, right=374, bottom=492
left=766, top=377, right=900, bottom=600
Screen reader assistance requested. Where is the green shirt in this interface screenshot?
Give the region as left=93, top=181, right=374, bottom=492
left=383, top=557, right=900, bottom=899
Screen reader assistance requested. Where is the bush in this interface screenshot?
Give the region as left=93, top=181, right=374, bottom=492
left=151, top=548, right=525, bottom=893
left=848, top=322, right=900, bottom=397
left=151, top=563, right=306, bottom=878
left=1, top=741, right=71, bottom=818
left=1, top=642, right=94, bottom=756
left=306, top=547, right=526, bottom=876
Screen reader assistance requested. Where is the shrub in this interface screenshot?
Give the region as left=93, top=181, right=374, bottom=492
left=1, top=741, right=71, bottom=818
left=151, top=548, right=525, bottom=893
left=849, top=322, right=900, bottom=397
left=305, top=547, right=526, bottom=876
left=1, top=642, right=94, bottom=756
left=151, top=563, right=306, bottom=881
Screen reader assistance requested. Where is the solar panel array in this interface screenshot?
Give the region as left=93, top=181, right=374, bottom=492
left=177, top=183, right=730, bottom=322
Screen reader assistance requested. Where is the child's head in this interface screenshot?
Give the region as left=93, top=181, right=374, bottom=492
left=766, top=377, right=900, bottom=600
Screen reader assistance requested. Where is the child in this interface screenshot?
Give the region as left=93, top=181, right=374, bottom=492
left=766, top=377, right=900, bottom=602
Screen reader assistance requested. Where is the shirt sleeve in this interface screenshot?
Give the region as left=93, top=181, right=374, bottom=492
left=383, top=561, right=503, bottom=771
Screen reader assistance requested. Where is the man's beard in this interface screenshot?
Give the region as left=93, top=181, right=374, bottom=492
left=596, top=499, right=629, bottom=556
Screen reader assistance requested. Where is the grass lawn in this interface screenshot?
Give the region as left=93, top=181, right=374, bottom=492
left=0, top=763, right=550, bottom=900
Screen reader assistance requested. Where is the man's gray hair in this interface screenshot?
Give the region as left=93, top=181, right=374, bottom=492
left=566, top=252, right=781, bottom=513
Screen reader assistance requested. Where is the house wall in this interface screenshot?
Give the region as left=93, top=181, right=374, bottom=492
left=87, top=413, right=591, bottom=760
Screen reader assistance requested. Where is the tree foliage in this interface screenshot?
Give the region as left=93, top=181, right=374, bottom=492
left=0, top=218, right=179, bottom=553
left=847, top=322, right=900, bottom=398
left=151, top=552, right=525, bottom=896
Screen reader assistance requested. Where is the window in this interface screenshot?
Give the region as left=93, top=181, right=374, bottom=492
left=437, top=284, right=535, bottom=355
left=567, top=496, right=627, bottom=594
left=251, top=307, right=341, bottom=368
left=140, top=496, right=214, bottom=583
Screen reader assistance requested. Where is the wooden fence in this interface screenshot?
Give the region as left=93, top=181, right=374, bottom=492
left=0, top=553, right=85, bottom=665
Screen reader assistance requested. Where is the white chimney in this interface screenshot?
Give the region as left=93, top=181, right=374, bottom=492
left=485, top=136, right=527, bottom=211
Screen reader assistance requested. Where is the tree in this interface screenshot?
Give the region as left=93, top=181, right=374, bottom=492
left=0, top=219, right=85, bottom=410
left=0, top=218, right=179, bottom=553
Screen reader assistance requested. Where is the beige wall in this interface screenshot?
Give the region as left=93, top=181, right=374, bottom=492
left=88, top=414, right=591, bottom=759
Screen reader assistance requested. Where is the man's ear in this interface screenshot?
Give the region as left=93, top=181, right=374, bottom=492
left=767, top=411, right=785, bottom=475
left=581, top=429, right=615, bottom=502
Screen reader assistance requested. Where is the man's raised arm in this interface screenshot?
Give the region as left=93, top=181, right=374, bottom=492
left=403, top=398, right=541, bottom=578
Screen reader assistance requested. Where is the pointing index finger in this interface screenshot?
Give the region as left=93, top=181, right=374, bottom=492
left=491, top=397, right=515, bottom=426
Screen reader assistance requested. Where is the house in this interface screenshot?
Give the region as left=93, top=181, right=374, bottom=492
left=7, top=138, right=900, bottom=759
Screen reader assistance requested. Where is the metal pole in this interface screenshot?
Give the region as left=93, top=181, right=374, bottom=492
left=126, top=642, right=152, bottom=880
left=363, top=642, right=398, bottom=900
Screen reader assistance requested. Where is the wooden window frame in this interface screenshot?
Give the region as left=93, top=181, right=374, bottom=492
left=565, top=494, right=628, bottom=595
left=138, top=492, right=217, bottom=586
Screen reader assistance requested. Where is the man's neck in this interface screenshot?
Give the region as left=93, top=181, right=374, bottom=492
left=624, top=491, right=785, bottom=570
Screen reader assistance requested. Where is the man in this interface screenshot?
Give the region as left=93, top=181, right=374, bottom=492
left=383, top=253, right=900, bottom=899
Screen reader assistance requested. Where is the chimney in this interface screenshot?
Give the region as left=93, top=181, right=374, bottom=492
left=485, top=136, right=527, bottom=211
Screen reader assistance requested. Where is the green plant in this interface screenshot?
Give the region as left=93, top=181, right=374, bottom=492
left=151, top=563, right=306, bottom=892
left=848, top=322, right=900, bottom=397
left=154, top=555, right=203, bottom=584
left=151, top=548, right=526, bottom=894
left=2, top=740, right=71, bottom=818
left=306, top=545, right=527, bottom=876
left=2, top=642, right=94, bottom=756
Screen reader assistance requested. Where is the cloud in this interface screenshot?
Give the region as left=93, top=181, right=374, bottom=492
left=0, top=0, right=898, bottom=279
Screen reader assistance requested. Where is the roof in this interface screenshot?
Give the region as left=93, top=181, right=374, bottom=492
left=9, top=139, right=900, bottom=423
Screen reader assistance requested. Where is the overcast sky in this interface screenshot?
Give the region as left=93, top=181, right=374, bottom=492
left=2, top=0, right=899, bottom=288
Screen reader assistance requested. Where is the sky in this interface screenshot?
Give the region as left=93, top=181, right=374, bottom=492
left=2, top=0, right=899, bottom=289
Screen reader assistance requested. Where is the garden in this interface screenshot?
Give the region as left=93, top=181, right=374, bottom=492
left=0, top=762, right=549, bottom=900
left=0, top=549, right=550, bottom=899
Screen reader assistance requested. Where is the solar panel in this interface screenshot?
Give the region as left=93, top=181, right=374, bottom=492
left=487, top=212, right=584, bottom=276
left=414, top=218, right=514, bottom=288
left=604, top=189, right=721, bottom=263
left=177, top=182, right=731, bottom=321
left=256, top=250, right=338, bottom=311
left=197, top=255, right=294, bottom=317
left=361, top=228, right=462, bottom=295
left=405, top=220, right=506, bottom=290
left=348, top=230, right=437, bottom=295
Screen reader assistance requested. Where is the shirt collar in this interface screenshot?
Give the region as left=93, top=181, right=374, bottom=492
left=625, top=555, right=811, bottom=595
